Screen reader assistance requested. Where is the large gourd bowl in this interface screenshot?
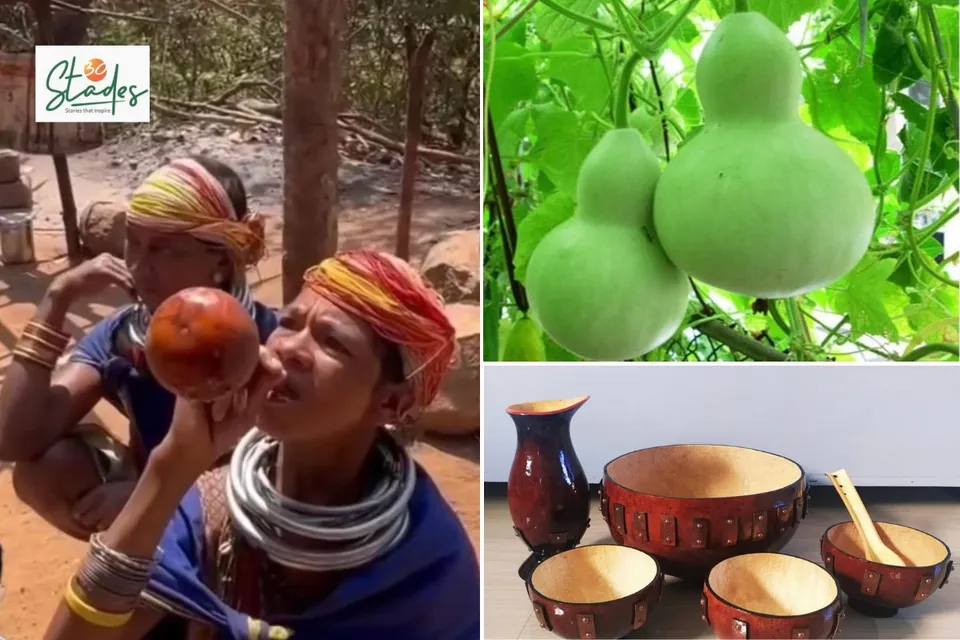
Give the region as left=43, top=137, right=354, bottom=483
left=821, top=521, right=953, bottom=618
left=525, top=544, right=663, bottom=639
left=601, top=444, right=808, bottom=579
left=702, top=553, right=843, bottom=639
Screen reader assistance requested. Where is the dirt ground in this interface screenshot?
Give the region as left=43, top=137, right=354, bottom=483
left=0, top=136, right=480, bottom=639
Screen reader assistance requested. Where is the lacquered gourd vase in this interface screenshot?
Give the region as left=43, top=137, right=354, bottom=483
left=507, top=396, right=592, bottom=581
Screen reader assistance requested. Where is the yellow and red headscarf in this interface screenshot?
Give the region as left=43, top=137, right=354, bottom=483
left=127, top=158, right=265, bottom=265
left=304, top=250, right=458, bottom=410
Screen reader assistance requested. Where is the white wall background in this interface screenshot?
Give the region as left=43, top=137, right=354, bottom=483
left=483, top=364, right=960, bottom=487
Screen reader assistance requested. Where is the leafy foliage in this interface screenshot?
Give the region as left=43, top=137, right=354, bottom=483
left=484, top=0, right=959, bottom=362
left=0, top=0, right=480, bottom=148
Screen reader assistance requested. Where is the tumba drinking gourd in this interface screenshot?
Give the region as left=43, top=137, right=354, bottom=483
left=525, top=128, right=690, bottom=361
left=652, top=11, right=875, bottom=299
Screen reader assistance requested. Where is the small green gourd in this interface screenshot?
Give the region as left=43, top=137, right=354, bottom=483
left=501, top=315, right=546, bottom=361
left=524, top=128, right=690, bottom=361
left=652, top=12, right=875, bottom=299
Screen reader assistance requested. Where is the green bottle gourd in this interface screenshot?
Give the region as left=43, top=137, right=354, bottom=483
left=524, top=128, right=690, bottom=361
left=652, top=12, right=875, bottom=299
left=501, top=315, right=546, bottom=361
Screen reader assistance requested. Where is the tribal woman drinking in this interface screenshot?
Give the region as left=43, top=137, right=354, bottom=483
left=0, top=157, right=274, bottom=540
left=42, top=250, right=480, bottom=640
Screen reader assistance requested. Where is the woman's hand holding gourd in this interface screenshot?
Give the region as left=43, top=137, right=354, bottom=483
left=156, top=346, right=286, bottom=475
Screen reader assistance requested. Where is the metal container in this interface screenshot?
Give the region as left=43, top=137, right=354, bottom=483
left=0, top=210, right=36, bottom=265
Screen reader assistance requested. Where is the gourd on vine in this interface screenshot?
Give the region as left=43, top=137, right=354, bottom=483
left=524, top=128, right=690, bottom=361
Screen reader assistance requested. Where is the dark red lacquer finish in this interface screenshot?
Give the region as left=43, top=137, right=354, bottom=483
left=526, top=545, right=664, bottom=639
left=821, top=521, right=954, bottom=618
left=701, top=569, right=843, bottom=639
left=507, top=396, right=592, bottom=580
left=600, top=445, right=809, bottom=579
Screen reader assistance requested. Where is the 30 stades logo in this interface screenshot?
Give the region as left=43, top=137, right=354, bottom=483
left=34, top=45, right=150, bottom=123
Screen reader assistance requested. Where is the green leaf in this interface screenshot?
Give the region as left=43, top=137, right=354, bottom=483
left=645, top=11, right=699, bottom=44
left=483, top=275, right=502, bottom=361
left=547, top=36, right=612, bottom=115
left=674, top=87, right=703, bottom=127
left=499, top=16, right=529, bottom=45
left=535, top=0, right=602, bottom=42
left=513, top=191, right=576, bottom=282
left=870, top=150, right=900, bottom=186
left=804, top=43, right=883, bottom=146
left=828, top=255, right=900, bottom=338
left=711, top=0, right=828, bottom=30
left=497, top=107, right=531, bottom=163
left=527, top=105, right=603, bottom=197
left=487, top=42, right=539, bottom=128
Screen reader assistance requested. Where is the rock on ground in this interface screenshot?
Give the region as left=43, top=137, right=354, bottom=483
left=417, top=301, right=480, bottom=436
left=420, top=228, right=480, bottom=304
left=0, top=149, right=22, bottom=184
left=78, top=200, right=126, bottom=257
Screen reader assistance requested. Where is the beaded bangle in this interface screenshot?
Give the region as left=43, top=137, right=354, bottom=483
left=63, top=578, right=134, bottom=628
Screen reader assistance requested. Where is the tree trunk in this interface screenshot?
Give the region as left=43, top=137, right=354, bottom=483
left=31, top=0, right=82, bottom=260
left=395, top=30, right=435, bottom=261
left=282, top=0, right=344, bottom=303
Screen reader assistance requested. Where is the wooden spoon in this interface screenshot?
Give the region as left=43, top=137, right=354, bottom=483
left=826, top=469, right=906, bottom=566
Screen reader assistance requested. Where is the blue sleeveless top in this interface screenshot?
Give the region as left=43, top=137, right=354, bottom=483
left=67, top=302, right=278, bottom=454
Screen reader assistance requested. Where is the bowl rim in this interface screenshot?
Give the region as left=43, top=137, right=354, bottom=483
left=506, top=395, right=590, bottom=416
left=526, top=543, right=662, bottom=607
left=602, top=443, right=806, bottom=501
left=822, top=520, right=953, bottom=570
left=705, top=552, right=841, bottom=621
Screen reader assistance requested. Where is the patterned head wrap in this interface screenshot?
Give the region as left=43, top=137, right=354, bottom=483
left=303, top=250, right=458, bottom=411
left=127, top=157, right=265, bottom=265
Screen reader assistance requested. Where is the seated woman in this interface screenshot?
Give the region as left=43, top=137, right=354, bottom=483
left=0, top=157, right=274, bottom=539
left=42, top=250, right=480, bottom=639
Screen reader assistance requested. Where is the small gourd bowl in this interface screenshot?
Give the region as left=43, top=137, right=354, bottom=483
left=600, top=444, right=809, bottom=579
left=702, top=552, right=843, bottom=639
left=821, top=521, right=953, bottom=618
left=525, top=544, right=663, bottom=639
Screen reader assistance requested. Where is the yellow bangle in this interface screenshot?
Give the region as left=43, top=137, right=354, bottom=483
left=63, top=578, right=134, bottom=628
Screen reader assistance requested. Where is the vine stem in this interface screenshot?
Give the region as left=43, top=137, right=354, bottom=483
left=899, top=342, right=960, bottom=361
left=734, top=0, right=749, bottom=12
left=497, top=0, right=537, bottom=38
left=785, top=298, right=812, bottom=361
left=615, top=52, right=644, bottom=128
left=486, top=112, right=529, bottom=313
left=648, top=60, right=671, bottom=160
left=539, top=0, right=615, bottom=33
left=904, top=10, right=958, bottom=288
left=923, top=6, right=960, bottom=141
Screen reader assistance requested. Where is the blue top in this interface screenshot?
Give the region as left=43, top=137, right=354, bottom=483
left=146, top=465, right=480, bottom=639
left=67, top=302, right=278, bottom=454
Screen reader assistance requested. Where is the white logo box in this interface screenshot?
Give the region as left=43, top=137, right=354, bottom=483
left=34, top=45, right=150, bottom=123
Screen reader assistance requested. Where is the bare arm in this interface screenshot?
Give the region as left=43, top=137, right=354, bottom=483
left=42, top=350, right=283, bottom=640
left=43, top=440, right=202, bottom=640
left=0, top=284, right=105, bottom=462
